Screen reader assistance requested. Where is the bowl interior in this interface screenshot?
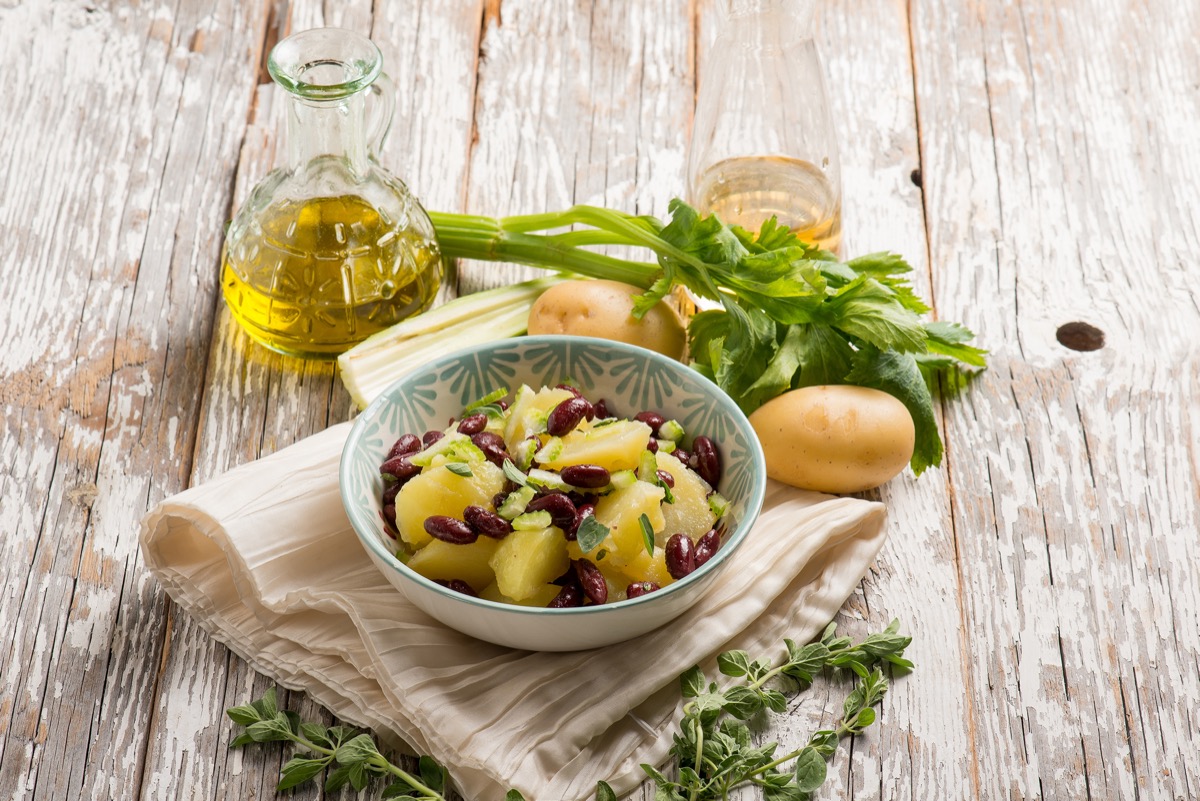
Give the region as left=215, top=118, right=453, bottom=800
left=340, top=336, right=766, bottom=613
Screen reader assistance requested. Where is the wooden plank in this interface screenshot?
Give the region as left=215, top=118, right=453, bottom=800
left=809, top=2, right=979, bottom=799
left=691, top=1, right=978, bottom=798
left=136, top=2, right=487, bottom=799
left=0, top=1, right=270, bottom=799
left=459, top=0, right=696, bottom=294
left=912, top=0, right=1200, bottom=798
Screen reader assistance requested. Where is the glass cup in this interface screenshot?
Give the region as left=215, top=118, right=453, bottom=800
left=688, top=0, right=842, bottom=253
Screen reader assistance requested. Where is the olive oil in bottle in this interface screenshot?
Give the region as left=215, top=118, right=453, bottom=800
left=221, top=29, right=444, bottom=359
left=222, top=194, right=442, bottom=359
left=692, top=155, right=842, bottom=253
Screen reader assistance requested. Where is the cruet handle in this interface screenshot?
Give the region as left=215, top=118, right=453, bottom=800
left=366, top=71, right=396, bottom=160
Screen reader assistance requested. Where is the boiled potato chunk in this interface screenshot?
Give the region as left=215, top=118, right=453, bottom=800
left=490, top=526, right=570, bottom=601
left=749, top=386, right=915, bottom=493
left=407, top=538, right=500, bottom=592
left=567, top=539, right=673, bottom=592
left=539, top=420, right=653, bottom=473
left=504, top=385, right=575, bottom=448
left=595, top=560, right=631, bottom=603
left=656, top=452, right=715, bottom=543
left=527, top=279, right=688, bottom=360
left=593, top=481, right=665, bottom=566
left=479, top=581, right=562, bottom=607
left=394, top=461, right=506, bottom=549
left=620, top=548, right=674, bottom=588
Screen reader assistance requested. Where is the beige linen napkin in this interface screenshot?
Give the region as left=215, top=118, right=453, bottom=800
left=140, top=422, right=887, bottom=801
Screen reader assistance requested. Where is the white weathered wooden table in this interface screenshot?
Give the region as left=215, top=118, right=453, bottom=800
left=2, top=1, right=1198, bottom=799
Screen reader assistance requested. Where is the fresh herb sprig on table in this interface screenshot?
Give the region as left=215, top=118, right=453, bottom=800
left=651, top=619, right=912, bottom=801
left=431, top=199, right=986, bottom=474
left=226, top=620, right=911, bottom=800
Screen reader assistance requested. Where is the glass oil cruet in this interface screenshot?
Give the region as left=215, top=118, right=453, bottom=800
left=222, top=28, right=443, bottom=359
left=688, top=0, right=842, bottom=253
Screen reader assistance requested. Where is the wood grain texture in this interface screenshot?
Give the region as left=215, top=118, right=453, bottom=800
left=912, top=0, right=1200, bottom=798
left=2, top=0, right=1199, bottom=799
left=459, top=0, right=695, bottom=293
left=0, top=1, right=267, bottom=799
left=690, top=2, right=980, bottom=799
left=137, top=2, right=488, bottom=800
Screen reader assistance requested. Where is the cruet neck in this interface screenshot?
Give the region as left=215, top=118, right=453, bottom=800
left=268, top=28, right=385, bottom=180
left=283, top=91, right=372, bottom=179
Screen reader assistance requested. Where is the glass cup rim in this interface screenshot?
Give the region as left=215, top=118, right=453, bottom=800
left=267, top=27, right=382, bottom=101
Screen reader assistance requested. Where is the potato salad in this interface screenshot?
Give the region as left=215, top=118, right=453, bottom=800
left=378, top=385, right=730, bottom=608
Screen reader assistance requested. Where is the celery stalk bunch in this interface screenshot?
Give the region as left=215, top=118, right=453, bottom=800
left=340, top=198, right=986, bottom=474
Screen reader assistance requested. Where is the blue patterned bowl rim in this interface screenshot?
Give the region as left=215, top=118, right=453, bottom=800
left=339, top=335, right=767, bottom=616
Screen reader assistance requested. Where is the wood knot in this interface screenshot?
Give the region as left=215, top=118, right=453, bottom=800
left=1056, top=321, right=1105, bottom=351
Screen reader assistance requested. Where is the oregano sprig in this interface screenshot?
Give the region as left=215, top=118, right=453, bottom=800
left=647, top=619, right=912, bottom=801
left=226, top=620, right=911, bottom=801
left=226, top=689, right=449, bottom=799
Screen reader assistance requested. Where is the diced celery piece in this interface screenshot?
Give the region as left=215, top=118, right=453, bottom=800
left=637, top=450, right=658, bottom=483
left=608, top=470, right=638, bottom=491
left=655, top=438, right=677, bottom=453
left=498, top=486, right=536, bottom=520
left=534, top=436, right=563, bottom=464
left=659, top=419, right=685, bottom=442
left=513, top=438, right=538, bottom=471
left=511, top=510, right=553, bottom=531
left=708, top=491, right=730, bottom=519
left=465, top=387, right=508, bottom=411
left=409, top=433, right=485, bottom=468
left=527, top=469, right=571, bottom=493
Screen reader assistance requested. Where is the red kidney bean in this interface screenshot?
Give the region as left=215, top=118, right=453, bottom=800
left=646, top=438, right=659, bottom=454
left=382, top=481, right=403, bottom=506
left=694, top=528, right=721, bottom=568
left=546, top=397, right=591, bottom=436
left=593, top=399, right=613, bottom=419
left=567, top=503, right=595, bottom=541
left=547, top=584, right=584, bottom=608
left=573, top=559, right=608, bottom=604
left=457, top=413, right=488, bottom=435
left=673, top=448, right=690, bottom=465
left=626, top=581, right=660, bottom=598
left=424, top=515, right=478, bottom=544
left=556, top=383, right=583, bottom=399
left=526, top=492, right=577, bottom=529
left=492, top=492, right=509, bottom=510
left=471, top=431, right=510, bottom=467
left=463, top=505, right=513, bottom=539
left=497, top=399, right=509, bottom=411
left=560, top=464, right=611, bottom=489
left=634, top=411, right=665, bottom=435
left=386, top=433, right=421, bottom=460
left=435, top=579, right=478, bottom=597
left=656, top=469, right=675, bottom=488
left=690, top=436, right=721, bottom=488
left=665, top=533, right=696, bottom=579
left=422, top=430, right=444, bottom=448
left=382, top=504, right=397, bottom=528
left=380, top=454, right=420, bottom=483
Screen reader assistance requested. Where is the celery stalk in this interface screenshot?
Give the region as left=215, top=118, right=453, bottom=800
left=337, top=276, right=564, bottom=408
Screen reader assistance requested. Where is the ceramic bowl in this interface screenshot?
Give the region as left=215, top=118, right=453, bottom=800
left=340, top=335, right=766, bottom=651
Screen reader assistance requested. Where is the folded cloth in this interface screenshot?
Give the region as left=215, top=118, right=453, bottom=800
left=140, top=422, right=887, bottom=801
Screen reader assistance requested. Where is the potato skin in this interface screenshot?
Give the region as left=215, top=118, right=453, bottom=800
left=527, top=279, right=687, bottom=360
left=749, top=386, right=915, bottom=493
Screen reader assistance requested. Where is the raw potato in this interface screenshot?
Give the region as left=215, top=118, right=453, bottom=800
left=527, top=279, right=687, bottom=359
left=749, top=386, right=915, bottom=493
